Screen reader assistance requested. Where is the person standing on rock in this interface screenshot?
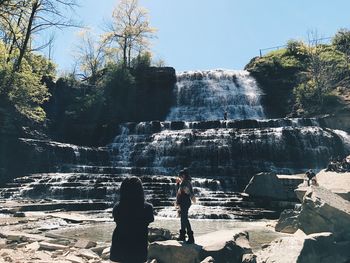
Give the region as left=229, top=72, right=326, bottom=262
left=176, top=168, right=195, bottom=244
left=110, top=177, right=154, bottom=263
left=306, top=169, right=316, bottom=186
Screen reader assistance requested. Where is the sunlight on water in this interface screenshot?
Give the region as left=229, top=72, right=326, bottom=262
left=166, top=70, right=265, bottom=121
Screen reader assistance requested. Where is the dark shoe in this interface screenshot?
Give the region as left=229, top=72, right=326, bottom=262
left=177, top=230, right=186, bottom=241
left=186, top=230, right=194, bottom=244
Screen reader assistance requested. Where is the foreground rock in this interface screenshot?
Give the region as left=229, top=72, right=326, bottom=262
left=298, top=186, right=350, bottom=240
left=148, top=240, right=202, bottom=263
left=276, top=184, right=350, bottom=238
left=256, top=231, right=350, bottom=263
left=148, top=230, right=255, bottom=263
left=316, top=170, right=350, bottom=201
left=244, top=172, right=304, bottom=201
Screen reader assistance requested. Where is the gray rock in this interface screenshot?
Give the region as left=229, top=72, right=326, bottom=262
left=148, top=240, right=202, bottom=263
left=101, top=247, right=110, bottom=260
left=244, top=172, right=303, bottom=201
left=76, top=249, right=99, bottom=259
left=39, top=241, right=68, bottom=251
left=242, top=254, right=257, bottom=263
left=74, top=239, right=97, bottom=249
left=13, top=212, right=26, bottom=217
left=256, top=231, right=350, bottom=263
left=201, top=256, right=215, bottom=263
left=146, top=231, right=251, bottom=263
left=26, top=241, right=40, bottom=251
left=197, top=230, right=252, bottom=263
left=65, top=254, right=85, bottom=263
left=298, top=187, right=350, bottom=240
left=298, top=232, right=350, bottom=263
left=294, top=185, right=308, bottom=202
left=0, top=238, right=7, bottom=249
left=316, top=170, right=350, bottom=201
left=149, top=227, right=173, bottom=242
left=275, top=209, right=299, bottom=234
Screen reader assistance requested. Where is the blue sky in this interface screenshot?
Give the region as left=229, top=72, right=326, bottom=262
left=51, top=0, right=350, bottom=73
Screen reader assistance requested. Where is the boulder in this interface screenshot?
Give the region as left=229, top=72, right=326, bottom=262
left=244, top=172, right=303, bottom=201
left=256, top=232, right=350, bottom=263
left=149, top=227, right=173, bottom=242
left=275, top=209, right=299, bottom=234
left=197, top=231, right=252, bottom=263
left=201, top=256, right=215, bottom=263
left=148, top=230, right=254, bottom=263
left=316, top=170, right=350, bottom=201
left=148, top=240, right=202, bottom=263
left=255, top=234, right=306, bottom=263
left=74, top=239, right=97, bottom=249
left=298, top=232, right=350, bottom=262
left=297, top=187, right=350, bottom=240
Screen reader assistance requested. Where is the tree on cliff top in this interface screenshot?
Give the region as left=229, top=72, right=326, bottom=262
left=103, top=0, right=156, bottom=68
left=0, top=0, right=79, bottom=122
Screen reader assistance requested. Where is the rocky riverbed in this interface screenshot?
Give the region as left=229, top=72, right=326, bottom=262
left=0, top=170, right=349, bottom=263
left=0, top=206, right=284, bottom=263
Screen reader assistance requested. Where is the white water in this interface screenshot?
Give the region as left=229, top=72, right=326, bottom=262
left=166, top=69, right=265, bottom=121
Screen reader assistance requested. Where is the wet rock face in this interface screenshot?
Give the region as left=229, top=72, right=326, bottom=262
left=0, top=137, right=109, bottom=186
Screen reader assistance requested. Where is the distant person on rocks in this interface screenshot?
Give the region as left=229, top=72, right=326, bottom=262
left=224, top=111, right=228, bottom=120
left=110, top=177, right=154, bottom=263
left=305, top=169, right=317, bottom=186
left=175, top=168, right=195, bottom=244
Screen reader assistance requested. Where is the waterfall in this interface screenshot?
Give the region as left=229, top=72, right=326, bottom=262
left=166, top=69, right=265, bottom=121
left=2, top=69, right=350, bottom=220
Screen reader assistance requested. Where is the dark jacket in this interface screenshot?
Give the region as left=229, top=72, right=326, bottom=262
left=176, top=179, right=194, bottom=208
left=110, top=202, right=154, bottom=262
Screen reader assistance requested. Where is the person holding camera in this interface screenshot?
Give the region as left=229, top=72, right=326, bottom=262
left=175, top=168, right=195, bottom=244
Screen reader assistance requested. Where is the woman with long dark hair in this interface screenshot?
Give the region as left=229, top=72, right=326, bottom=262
left=110, top=177, right=154, bottom=263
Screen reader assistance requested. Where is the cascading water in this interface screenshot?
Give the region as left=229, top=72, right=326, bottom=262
left=2, top=69, right=350, bottom=220
left=166, top=70, right=265, bottom=121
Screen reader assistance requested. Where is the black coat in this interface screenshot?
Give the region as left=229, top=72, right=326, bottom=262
left=110, top=202, right=154, bottom=262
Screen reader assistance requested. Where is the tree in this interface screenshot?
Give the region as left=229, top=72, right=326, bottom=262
left=332, top=28, right=350, bottom=63
left=294, top=31, right=345, bottom=111
left=0, top=0, right=79, bottom=72
left=16, top=0, right=79, bottom=72
left=75, top=29, right=106, bottom=83
left=104, top=0, right=156, bottom=68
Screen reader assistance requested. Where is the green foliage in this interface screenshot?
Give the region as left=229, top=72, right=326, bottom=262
left=102, top=63, right=136, bottom=121
left=0, top=41, right=53, bottom=122
left=131, top=51, right=152, bottom=70
left=332, top=29, right=350, bottom=55
left=286, top=40, right=309, bottom=61
left=9, top=70, right=49, bottom=122
left=246, top=32, right=350, bottom=117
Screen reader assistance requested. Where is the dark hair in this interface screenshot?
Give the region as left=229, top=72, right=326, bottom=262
left=119, top=177, right=145, bottom=206
left=179, top=168, right=191, bottom=181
